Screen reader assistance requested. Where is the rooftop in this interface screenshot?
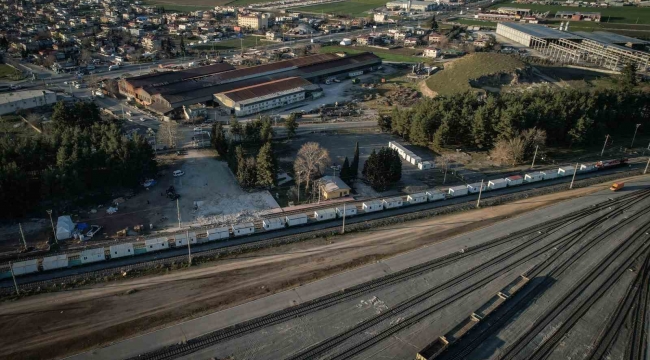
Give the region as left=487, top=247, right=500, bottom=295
left=125, top=63, right=235, bottom=88
left=320, top=176, right=351, bottom=192
left=498, top=23, right=582, bottom=40
left=573, top=31, right=650, bottom=45
left=217, top=77, right=314, bottom=103
left=0, top=90, right=54, bottom=103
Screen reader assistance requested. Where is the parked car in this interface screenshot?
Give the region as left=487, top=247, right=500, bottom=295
left=173, top=170, right=185, bottom=177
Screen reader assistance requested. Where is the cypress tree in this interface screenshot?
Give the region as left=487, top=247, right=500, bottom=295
left=340, top=157, right=351, bottom=183
left=256, top=142, right=276, bottom=188
left=351, top=142, right=359, bottom=179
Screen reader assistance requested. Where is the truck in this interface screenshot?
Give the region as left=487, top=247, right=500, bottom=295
left=610, top=182, right=624, bottom=191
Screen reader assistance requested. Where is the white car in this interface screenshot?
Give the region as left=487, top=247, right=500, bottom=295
left=173, top=170, right=185, bottom=177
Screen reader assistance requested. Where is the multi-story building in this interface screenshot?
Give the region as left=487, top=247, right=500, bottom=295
left=238, top=13, right=269, bottom=30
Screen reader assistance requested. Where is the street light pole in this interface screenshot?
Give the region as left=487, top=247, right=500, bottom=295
left=601, top=134, right=609, bottom=157
left=476, top=179, right=484, bottom=208
left=631, top=123, right=641, bottom=148
left=530, top=145, right=538, bottom=169
left=46, top=210, right=57, bottom=244
left=645, top=157, right=650, bottom=175
left=341, top=202, right=346, bottom=234
left=570, top=163, right=579, bottom=189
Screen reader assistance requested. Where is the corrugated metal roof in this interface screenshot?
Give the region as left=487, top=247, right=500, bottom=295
left=499, top=23, right=582, bottom=40
left=218, top=77, right=312, bottom=103
left=573, top=31, right=649, bottom=45
left=125, top=63, right=235, bottom=88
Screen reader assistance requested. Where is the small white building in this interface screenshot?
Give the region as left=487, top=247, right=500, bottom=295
left=410, top=155, right=422, bottom=166
left=418, top=161, right=433, bottom=170
left=110, top=243, right=134, bottom=258
left=314, top=208, right=337, bottom=221
left=42, top=254, right=68, bottom=271
left=383, top=197, right=404, bottom=209
left=524, top=172, right=544, bottom=183
left=286, top=214, right=308, bottom=226
left=363, top=200, right=383, bottom=213
left=407, top=193, right=428, bottom=204
left=423, top=47, right=441, bottom=58
left=145, top=238, right=169, bottom=252
left=541, top=171, right=558, bottom=180
left=11, top=259, right=39, bottom=275
left=174, top=233, right=198, bottom=247
left=467, top=182, right=486, bottom=194
left=487, top=179, right=507, bottom=190
left=427, top=190, right=445, bottom=201
left=580, top=164, right=595, bottom=172
left=0, top=90, right=57, bottom=116
left=207, top=227, right=230, bottom=241
left=558, top=166, right=576, bottom=176
left=80, top=248, right=105, bottom=264
left=449, top=185, right=469, bottom=197
left=336, top=206, right=357, bottom=218
left=263, top=217, right=285, bottom=230
left=505, top=175, right=523, bottom=186
left=232, top=223, right=255, bottom=236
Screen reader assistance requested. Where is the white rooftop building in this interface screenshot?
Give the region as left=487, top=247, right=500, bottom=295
left=0, top=90, right=57, bottom=115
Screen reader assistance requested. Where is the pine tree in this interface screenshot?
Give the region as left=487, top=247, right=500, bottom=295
left=260, top=118, right=274, bottom=143
left=432, top=121, right=450, bottom=150
left=211, top=123, right=228, bottom=156
left=351, top=142, right=359, bottom=179
left=237, top=157, right=257, bottom=189
left=362, top=148, right=401, bottom=191
left=340, top=157, right=351, bottom=183
left=226, top=140, right=237, bottom=172
left=256, top=142, right=276, bottom=188
left=229, top=117, right=242, bottom=142
left=285, top=113, right=298, bottom=139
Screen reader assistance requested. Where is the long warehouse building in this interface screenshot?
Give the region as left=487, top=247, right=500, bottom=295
left=119, top=52, right=382, bottom=116
left=496, top=23, right=649, bottom=70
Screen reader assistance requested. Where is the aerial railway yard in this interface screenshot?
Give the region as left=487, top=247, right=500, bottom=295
left=72, top=178, right=650, bottom=360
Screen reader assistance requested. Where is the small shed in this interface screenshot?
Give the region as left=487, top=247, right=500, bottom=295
left=12, top=259, right=39, bottom=276
left=558, top=166, right=575, bottom=177
left=174, top=233, right=198, bottom=247
left=319, top=176, right=351, bottom=200
left=407, top=192, right=428, bottom=204
left=363, top=200, right=383, bottom=213
left=336, top=206, right=357, bottom=218
left=488, top=179, right=506, bottom=190
left=383, top=197, right=404, bottom=209
left=418, top=161, right=433, bottom=170
left=263, top=217, right=285, bottom=230
left=80, top=248, right=105, bottom=264
left=524, top=172, right=544, bottom=183
left=467, top=182, right=486, bottom=194
left=232, top=223, right=255, bottom=236
left=541, top=171, right=558, bottom=180
left=449, top=186, right=469, bottom=197
left=315, top=208, right=337, bottom=221
left=426, top=190, right=445, bottom=201
left=110, top=243, right=134, bottom=258
left=207, top=227, right=230, bottom=241
left=42, top=254, right=68, bottom=271
left=286, top=214, right=308, bottom=227
left=505, top=175, right=523, bottom=186
left=145, top=238, right=169, bottom=252
left=56, top=215, right=75, bottom=241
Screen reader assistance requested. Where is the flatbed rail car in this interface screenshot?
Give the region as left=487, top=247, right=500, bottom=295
left=0, top=159, right=629, bottom=280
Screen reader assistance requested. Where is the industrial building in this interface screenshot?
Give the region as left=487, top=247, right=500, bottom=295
left=496, top=23, right=649, bottom=70
left=0, top=90, right=57, bottom=115
left=119, top=52, right=382, bottom=116
left=385, top=0, right=437, bottom=11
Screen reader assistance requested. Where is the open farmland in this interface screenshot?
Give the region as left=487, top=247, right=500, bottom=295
left=489, top=1, right=650, bottom=24
left=424, top=53, right=526, bottom=96
left=290, top=0, right=386, bottom=16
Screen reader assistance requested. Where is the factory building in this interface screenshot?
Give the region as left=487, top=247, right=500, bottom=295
left=385, top=0, right=437, bottom=11
left=0, top=90, right=57, bottom=115
left=120, top=52, right=381, bottom=116
left=496, top=23, right=649, bottom=70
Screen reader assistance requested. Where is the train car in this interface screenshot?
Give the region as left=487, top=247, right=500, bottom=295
left=449, top=185, right=468, bottom=197
left=232, top=223, right=255, bottom=236
left=383, top=197, right=403, bottom=209
left=174, top=233, right=198, bottom=247
left=407, top=192, right=428, bottom=204
left=363, top=200, right=383, bottom=213
left=524, top=172, right=544, bottom=183
left=505, top=175, right=523, bottom=186
left=145, top=238, right=169, bottom=252
left=80, top=247, right=106, bottom=264
left=314, top=208, right=337, bottom=221
left=426, top=190, right=445, bottom=201
left=416, top=336, right=449, bottom=360
left=109, top=243, right=134, bottom=258
left=541, top=170, right=558, bottom=180
left=580, top=163, right=596, bottom=172
left=336, top=206, right=357, bottom=218
left=42, top=254, right=69, bottom=271
left=595, top=158, right=628, bottom=169
left=262, top=217, right=285, bottom=230
left=11, top=259, right=39, bottom=276
left=207, top=227, right=230, bottom=241
left=487, top=179, right=506, bottom=190
left=286, top=214, right=308, bottom=226
left=467, top=182, right=486, bottom=194
left=558, top=166, right=575, bottom=177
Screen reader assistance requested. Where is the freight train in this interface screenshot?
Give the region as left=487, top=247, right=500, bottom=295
left=0, top=158, right=628, bottom=279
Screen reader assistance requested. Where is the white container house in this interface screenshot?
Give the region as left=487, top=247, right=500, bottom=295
left=314, top=208, right=337, bottom=221
left=580, top=164, right=595, bottom=172
left=558, top=166, right=575, bottom=177
left=524, top=172, right=544, bottom=183
left=449, top=185, right=469, bottom=197
left=145, top=238, right=169, bottom=252
left=80, top=248, right=105, bottom=264
left=487, top=179, right=507, bottom=190
left=410, top=156, right=422, bottom=165
left=541, top=171, right=558, bottom=180
left=11, top=259, right=39, bottom=275
left=232, top=223, right=255, bottom=236
left=42, top=254, right=68, bottom=271
left=418, top=161, right=433, bottom=170
left=110, top=243, right=134, bottom=258
left=467, top=182, right=486, bottom=194
left=363, top=200, right=383, bottom=213
left=174, top=233, right=198, bottom=247
left=407, top=192, right=428, bottom=204
left=383, top=197, right=404, bottom=209
left=336, top=206, right=357, bottom=218
left=505, top=175, right=523, bottom=186
left=286, top=214, right=308, bottom=227
left=207, top=227, right=230, bottom=241
left=263, top=217, right=285, bottom=230
left=427, top=190, right=445, bottom=201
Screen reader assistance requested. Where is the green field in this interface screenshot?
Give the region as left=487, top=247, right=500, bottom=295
left=0, top=64, right=22, bottom=80
left=425, top=53, right=525, bottom=96
left=193, top=36, right=263, bottom=51
left=291, top=0, right=386, bottom=16
left=489, top=2, right=650, bottom=24
left=320, top=45, right=436, bottom=63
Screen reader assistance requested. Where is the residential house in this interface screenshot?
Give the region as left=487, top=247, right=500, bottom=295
left=404, top=37, right=419, bottom=47
left=423, top=47, right=441, bottom=58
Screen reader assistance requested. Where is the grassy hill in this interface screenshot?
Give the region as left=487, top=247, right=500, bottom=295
left=424, top=53, right=526, bottom=96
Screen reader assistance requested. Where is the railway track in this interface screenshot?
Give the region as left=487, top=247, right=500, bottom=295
left=284, top=190, right=650, bottom=360
left=625, top=247, right=650, bottom=360
left=437, top=197, right=650, bottom=360
left=126, top=190, right=650, bottom=360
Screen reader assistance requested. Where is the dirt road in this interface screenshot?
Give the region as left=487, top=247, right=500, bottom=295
left=0, top=178, right=638, bottom=360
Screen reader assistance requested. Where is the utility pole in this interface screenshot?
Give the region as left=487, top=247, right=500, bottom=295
left=476, top=179, right=484, bottom=208
left=176, top=198, right=181, bottom=229
left=317, top=180, right=321, bottom=204
left=530, top=145, right=538, bottom=169
left=601, top=134, right=609, bottom=157
left=8, top=262, right=19, bottom=295
left=341, top=202, right=346, bottom=234
left=569, top=163, right=578, bottom=189
left=631, top=123, right=641, bottom=148
left=46, top=209, right=57, bottom=244
left=645, top=157, right=650, bottom=175
left=186, top=229, right=192, bottom=265
left=18, top=223, right=27, bottom=250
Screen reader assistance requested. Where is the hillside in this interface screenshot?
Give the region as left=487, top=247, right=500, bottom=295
left=424, top=53, right=527, bottom=97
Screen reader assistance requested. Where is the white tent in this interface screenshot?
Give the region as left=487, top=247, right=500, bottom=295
left=56, top=215, right=75, bottom=241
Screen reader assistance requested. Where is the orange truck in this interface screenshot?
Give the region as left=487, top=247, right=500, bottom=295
left=610, top=182, right=624, bottom=191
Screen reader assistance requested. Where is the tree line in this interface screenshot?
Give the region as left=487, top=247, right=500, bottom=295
left=0, top=102, right=157, bottom=218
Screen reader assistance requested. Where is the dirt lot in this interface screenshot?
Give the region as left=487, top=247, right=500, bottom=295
left=0, top=177, right=640, bottom=360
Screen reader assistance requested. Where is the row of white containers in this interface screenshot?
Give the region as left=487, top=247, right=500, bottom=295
left=388, top=141, right=434, bottom=170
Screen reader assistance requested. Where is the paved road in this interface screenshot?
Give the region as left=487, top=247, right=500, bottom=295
left=68, top=176, right=650, bottom=360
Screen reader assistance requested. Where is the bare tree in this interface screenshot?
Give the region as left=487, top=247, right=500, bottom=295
left=294, top=142, right=331, bottom=190
left=490, top=137, right=525, bottom=166
left=80, top=49, right=93, bottom=65
left=158, top=121, right=180, bottom=149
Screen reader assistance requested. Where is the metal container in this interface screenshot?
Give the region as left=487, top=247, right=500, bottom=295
left=207, top=227, right=230, bottom=241
left=336, top=206, right=357, bottom=218
left=426, top=190, right=445, bottom=201
left=286, top=214, right=308, bottom=226
left=558, top=166, right=575, bottom=177
left=363, top=200, right=383, bottom=213
left=232, top=223, right=255, bottom=236
left=383, top=197, right=404, bottom=209
left=80, top=248, right=106, bottom=264
left=524, top=172, right=544, bottom=182
left=407, top=193, right=428, bottom=204
left=314, top=208, right=337, bottom=221
left=505, top=175, right=523, bottom=186
left=145, top=238, right=169, bottom=252
left=467, top=182, right=486, bottom=194
left=448, top=185, right=468, bottom=197
left=262, top=217, right=285, bottom=230
left=487, top=179, right=507, bottom=190
left=109, top=243, right=134, bottom=258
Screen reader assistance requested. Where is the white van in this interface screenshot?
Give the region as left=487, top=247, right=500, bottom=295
left=108, top=65, right=119, bottom=71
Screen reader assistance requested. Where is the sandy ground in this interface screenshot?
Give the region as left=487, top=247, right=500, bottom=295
left=0, top=177, right=640, bottom=360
